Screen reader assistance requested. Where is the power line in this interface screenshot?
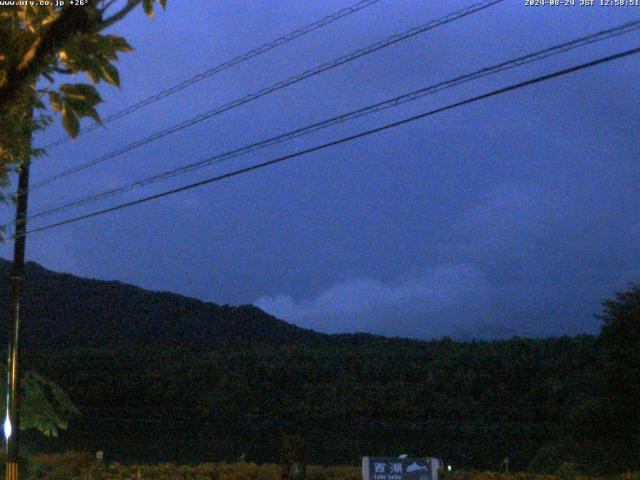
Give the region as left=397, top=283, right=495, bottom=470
left=15, top=45, right=640, bottom=239
left=29, top=0, right=504, bottom=191
left=41, top=0, right=384, bottom=150
left=18, top=19, right=640, bottom=225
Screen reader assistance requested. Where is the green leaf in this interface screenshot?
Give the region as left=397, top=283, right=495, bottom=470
left=48, top=92, right=63, bottom=112
left=85, top=107, right=102, bottom=124
left=33, top=97, right=46, bottom=110
left=58, top=41, right=82, bottom=68
left=108, top=35, right=134, bottom=53
left=142, top=0, right=154, bottom=17
left=100, top=63, right=120, bottom=87
left=61, top=108, right=80, bottom=139
left=86, top=66, right=101, bottom=84
left=64, top=98, right=102, bottom=125
left=60, top=83, right=102, bottom=104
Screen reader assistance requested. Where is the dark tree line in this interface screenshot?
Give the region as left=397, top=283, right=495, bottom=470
left=2, top=261, right=638, bottom=473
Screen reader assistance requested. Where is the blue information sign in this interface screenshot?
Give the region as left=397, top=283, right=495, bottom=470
left=362, top=457, right=439, bottom=480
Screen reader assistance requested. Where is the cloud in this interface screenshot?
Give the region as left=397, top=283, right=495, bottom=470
left=254, top=263, right=501, bottom=339
left=438, top=180, right=639, bottom=337
left=451, top=183, right=560, bottom=250
left=254, top=179, right=636, bottom=340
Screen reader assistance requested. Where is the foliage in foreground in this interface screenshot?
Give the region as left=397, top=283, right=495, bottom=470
left=24, top=454, right=640, bottom=480
left=0, top=0, right=167, bottom=203
left=446, top=472, right=640, bottom=480
left=28, top=453, right=360, bottom=480
left=0, top=366, right=78, bottom=437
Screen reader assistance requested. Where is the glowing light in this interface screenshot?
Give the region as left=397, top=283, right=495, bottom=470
left=4, top=415, right=12, bottom=439
left=447, top=465, right=452, bottom=472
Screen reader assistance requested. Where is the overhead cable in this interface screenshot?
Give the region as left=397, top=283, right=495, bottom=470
left=41, top=0, right=384, bottom=150
left=17, top=45, right=640, bottom=239
left=18, top=19, right=640, bottom=225
left=30, top=0, right=504, bottom=191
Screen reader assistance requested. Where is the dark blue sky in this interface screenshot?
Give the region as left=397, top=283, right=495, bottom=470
left=2, top=0, right=639, bottom=339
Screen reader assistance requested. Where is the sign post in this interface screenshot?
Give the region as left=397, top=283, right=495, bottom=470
left=363, top=457, right=439, bottom=480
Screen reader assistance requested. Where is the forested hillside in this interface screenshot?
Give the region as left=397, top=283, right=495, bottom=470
left=23, top=337, right=598, bottom=471
left=0, top=259, right=321, bottom=348
left=0, top=259, right=628, bottom=472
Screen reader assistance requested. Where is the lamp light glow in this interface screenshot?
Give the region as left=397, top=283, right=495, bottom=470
left=4, top=415, right=12, bottom=439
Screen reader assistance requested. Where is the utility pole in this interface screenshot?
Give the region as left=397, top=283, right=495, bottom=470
left=4, top=107, right=32, bottom=480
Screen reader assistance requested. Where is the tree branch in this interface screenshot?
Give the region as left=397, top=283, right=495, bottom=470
left=0, top=5, right=99, bottom=111
left=101, top=0, right=120, bottom=12
left=99, top=0, right=141, bottom=30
